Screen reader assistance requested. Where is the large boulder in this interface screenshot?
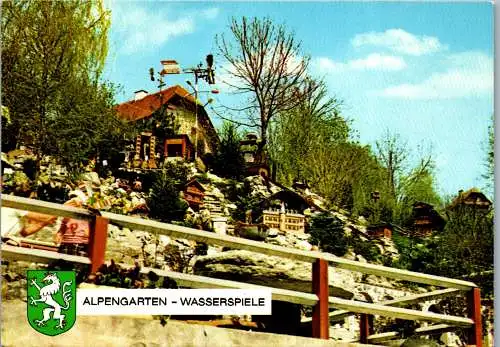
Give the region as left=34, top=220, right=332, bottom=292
left=193, top=250, right=359, bottom=300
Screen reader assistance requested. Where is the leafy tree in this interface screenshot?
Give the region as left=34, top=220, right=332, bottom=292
left=483, top=114, right=494, bottom=195
left=1, top=0, right=120, bottom=171
left=268, top=79, right=346, bottom=184
left=309, top=213, right=348, bottom=256
left=396, top=169, right=442, bottom=227
left=216, top=16, right=315, bottom=147
left=374, top=130, right=439, bottom=224
left=212, top=122, right=245, bottom=179
left=375, top=130, right=410, bottom=200
left=431, top=205, right=494, bottom=296
left=147, top=171, right=188, bottom=223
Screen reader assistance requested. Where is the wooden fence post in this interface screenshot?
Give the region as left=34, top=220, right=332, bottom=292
left=359, top=313, right=373, bottom=343
left=312, top=258, right=329, bottom=339
left=88, top=216, right=108, bottom=273
left=467, top=287, right=482, bottom=347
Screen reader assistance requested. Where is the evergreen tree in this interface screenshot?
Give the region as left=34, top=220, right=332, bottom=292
left=309, top=213, right=348, bottom=256
left=147, top=171, right=188, bottom=223
left=212, top=122, right=245, bottom=179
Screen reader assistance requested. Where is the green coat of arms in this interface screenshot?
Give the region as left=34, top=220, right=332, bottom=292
left=27, top=270, right=76, bottom=336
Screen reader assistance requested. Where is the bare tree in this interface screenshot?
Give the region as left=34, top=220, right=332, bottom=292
left=375, top=130, right=410, bottom=199
left=375, top=130, right=434, bottom=202
left=216, top=17, right=313, bottom=146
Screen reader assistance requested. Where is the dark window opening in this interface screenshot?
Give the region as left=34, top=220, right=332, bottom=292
left=167, top=144, right=183, bottom=157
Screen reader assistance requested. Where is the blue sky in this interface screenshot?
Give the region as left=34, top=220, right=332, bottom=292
left=103, top=1, right=493, bottom=197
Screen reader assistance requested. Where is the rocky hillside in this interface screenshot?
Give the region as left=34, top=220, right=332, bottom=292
left=1, top=155, right=466, bottom=345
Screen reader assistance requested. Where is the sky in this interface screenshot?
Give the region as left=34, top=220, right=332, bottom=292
left=103, top=1, right=494, bottom=197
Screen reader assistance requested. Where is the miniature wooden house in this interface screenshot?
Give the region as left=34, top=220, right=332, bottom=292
left=259, top=190, right=309, bottom=233
left=412, top=202, right=445, bottom=237
left=183, top=179, right=205, bottom=210
left=367, top=223, right=393, bottom=239
left=115, top=85, right=219, bottom=169
left=164, top=135, right=194, bottom=161
left=239, top=133, right=269, bottom=178
left=448, top=188, right=492, bottom=211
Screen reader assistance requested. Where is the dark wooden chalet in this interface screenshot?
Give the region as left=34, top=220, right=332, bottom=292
left=412, top=201, right=446, bottom=237
left=367, top=222, right=393, bottom=239
left=448, top=188, right=492, bottom=211
left=239, top=133, right=269, bottom=178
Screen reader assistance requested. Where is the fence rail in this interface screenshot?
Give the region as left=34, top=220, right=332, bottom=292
left=0, top=195, right=483, bottom=345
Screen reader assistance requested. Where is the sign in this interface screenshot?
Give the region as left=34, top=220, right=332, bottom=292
left=27, top=271, right=77, bottom=336
left=77, top=288, right=272, bottom=316
left=160, top=60, right=181, bottom=75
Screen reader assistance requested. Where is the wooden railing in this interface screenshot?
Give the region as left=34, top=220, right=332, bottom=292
left=1, top=195, right=483, bottom=345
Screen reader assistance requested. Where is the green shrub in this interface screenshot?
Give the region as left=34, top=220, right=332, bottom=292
left=309, top=213, right=348, bottom=256
left=147, top=170, right=188, bottom=223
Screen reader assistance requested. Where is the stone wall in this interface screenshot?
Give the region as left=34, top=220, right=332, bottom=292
left=174, top=109, right=214, bottom=154
left=1, top=300, right=378, bottom=347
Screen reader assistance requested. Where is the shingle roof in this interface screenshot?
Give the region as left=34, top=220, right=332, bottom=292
left=115, top=85, right=198, bottom=122
left=448, top=188, right=492, bottom=209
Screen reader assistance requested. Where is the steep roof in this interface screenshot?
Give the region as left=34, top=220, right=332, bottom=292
left=115, top=85, right=198, bottom=122
left=185, top=179, right=206, bottom=192
left=448, top=188, right=492, bottom=210
left=115, top=85, right=220, bottom=149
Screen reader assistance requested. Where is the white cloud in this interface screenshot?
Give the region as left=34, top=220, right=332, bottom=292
left=351, top=29, right=447, bottom=56
left=201, top=8, right=220, bottom=20
left=214, top=62, right=245, bottom=93
left=375, top=51, right=493, bottom=99
left=313, top=53, right=406, bottom=73
left=349, top=54, right=407, bottom=71
left=108, top=2, right=218, bottom=55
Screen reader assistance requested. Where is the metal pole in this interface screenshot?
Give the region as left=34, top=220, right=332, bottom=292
left=194, top=78, right=198, bottom=161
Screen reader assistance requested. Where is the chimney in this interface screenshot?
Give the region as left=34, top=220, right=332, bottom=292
left=134, top=90, right=148, bottom=101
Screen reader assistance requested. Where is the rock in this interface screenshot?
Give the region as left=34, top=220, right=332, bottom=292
left=344, top=251, right=356, bottom=261
left=295, top=233, right=310, bottom=241
left=343, top=226, right=352, bottom=236
left=295, top=240, right=313, bottom=251
left=193, top=250, right=357, bottom=299
left=355, top=255, right=367, bottom=263
left=267, top=228, right=279, bottom=237
left=81, top=172, right=101, bottom=186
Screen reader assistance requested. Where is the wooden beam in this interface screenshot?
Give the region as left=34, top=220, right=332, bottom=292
left=1, top=244, right=91, bottom=265
left=102, top=210, right=477, bottom=289
left=2, top=195, right=93, bottom=220
left=329, top=297, right=473, bottom=327
left=88, top=216, right=109, bottom=273
left=312, top=259, right=329, bottom=339
left=102, top=211, right=322, bottom=263
left=366, top=324, right=458, bottom=343
left=467, top=287, right=483, bottom=347
left=2, top=195, right=478, bottom=290
left=359, top=313, right=372, bottom=344
left=123, top=264, right=319, bottom=306
left=322, top=256, right=476, bottom=290
left=302, top=288, right=462, bottom=323
left=380, top=288, right=461, bottom=307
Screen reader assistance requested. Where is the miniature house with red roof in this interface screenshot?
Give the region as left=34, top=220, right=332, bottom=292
left=115, top=85, right=219, bottom=169
left=367, top=222, right=393, bottom=239
left=183, top=179, right=206, bottom=210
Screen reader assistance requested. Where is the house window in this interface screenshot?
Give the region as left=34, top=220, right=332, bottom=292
left=167, top=144, right=183, bottom=157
